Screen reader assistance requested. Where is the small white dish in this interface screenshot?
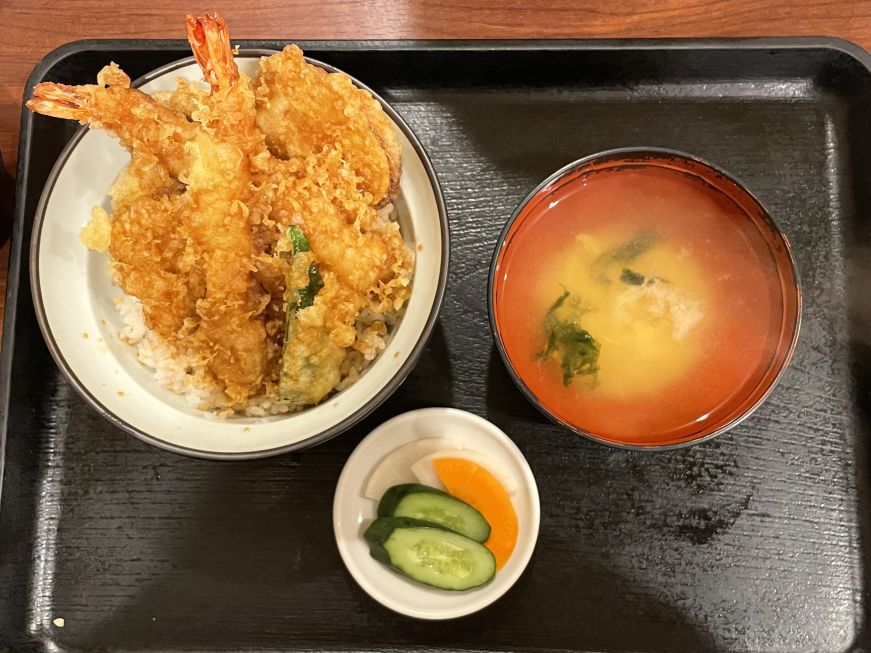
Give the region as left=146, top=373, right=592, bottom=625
left=333, top=407, right=541, bottom=620
left=29, top=52, right=448, bottom=459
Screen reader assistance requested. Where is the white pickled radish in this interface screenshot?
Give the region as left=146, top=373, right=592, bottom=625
left=409, top=456, right=444, bottom=490
left=363, top=438, right=463, bottom=500
left=410, top=450, right=519, bottom=495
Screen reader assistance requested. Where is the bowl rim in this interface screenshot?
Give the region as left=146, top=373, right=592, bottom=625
left=487, top=146, right=802, bottom=451
left=29, top=49, right=450, bottom=460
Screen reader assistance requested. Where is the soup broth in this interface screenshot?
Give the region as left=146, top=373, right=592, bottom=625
left=494, top=164, right=784, bottom=444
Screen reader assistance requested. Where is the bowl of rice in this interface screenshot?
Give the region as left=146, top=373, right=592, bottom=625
left=29, top=52, right=448, bottom=458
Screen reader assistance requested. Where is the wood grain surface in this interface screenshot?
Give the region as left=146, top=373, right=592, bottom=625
left=0, top=0, right=871, bottom=325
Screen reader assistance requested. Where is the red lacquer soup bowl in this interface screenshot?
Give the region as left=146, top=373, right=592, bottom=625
left=489, top=148, right=801, bottom=450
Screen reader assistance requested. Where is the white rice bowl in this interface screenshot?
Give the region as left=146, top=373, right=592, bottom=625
left=31, top=54, right=446, bottom=458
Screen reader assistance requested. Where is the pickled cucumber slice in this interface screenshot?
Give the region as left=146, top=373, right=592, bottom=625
left=363, top=517, right=496, bottom=590
left=377, top=484, right=491, bottom=542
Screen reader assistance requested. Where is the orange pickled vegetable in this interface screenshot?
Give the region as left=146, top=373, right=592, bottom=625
left=432, top=458, right=518, bottom=569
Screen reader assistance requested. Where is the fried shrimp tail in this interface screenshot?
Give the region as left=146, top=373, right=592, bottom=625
left=185, top=12, right=268, bottom=163
left=27, top=65, right=198, bottom=179
left=27, top=83, right=96, bottom=121
left=27, top=63, right=133, bottom=122
left=186, top=12, right=238, bottom=91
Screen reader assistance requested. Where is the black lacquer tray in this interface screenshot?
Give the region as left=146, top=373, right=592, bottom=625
left=2, top=39, right=870, bottom=652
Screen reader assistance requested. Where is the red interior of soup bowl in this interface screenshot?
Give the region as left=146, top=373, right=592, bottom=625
left=489, top=149, right=801, bottom=449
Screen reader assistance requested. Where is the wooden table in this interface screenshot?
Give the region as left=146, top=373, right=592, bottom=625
left=1, top=0, right=869, bottom=324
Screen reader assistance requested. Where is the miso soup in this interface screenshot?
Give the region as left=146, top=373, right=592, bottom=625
left=492, top=159, right=796, bottom=445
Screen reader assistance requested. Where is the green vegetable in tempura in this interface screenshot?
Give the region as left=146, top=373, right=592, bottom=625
left=277, top=225, right=340, bottom=404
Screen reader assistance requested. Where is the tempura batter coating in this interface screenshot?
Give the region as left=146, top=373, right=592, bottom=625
left=263, top=147, right=412, bottom=306
left=182, top=131, right=268, bottom=404
left=108, top=152, right=200, bottom=342
left=254, top=45, right=401, bottom=207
